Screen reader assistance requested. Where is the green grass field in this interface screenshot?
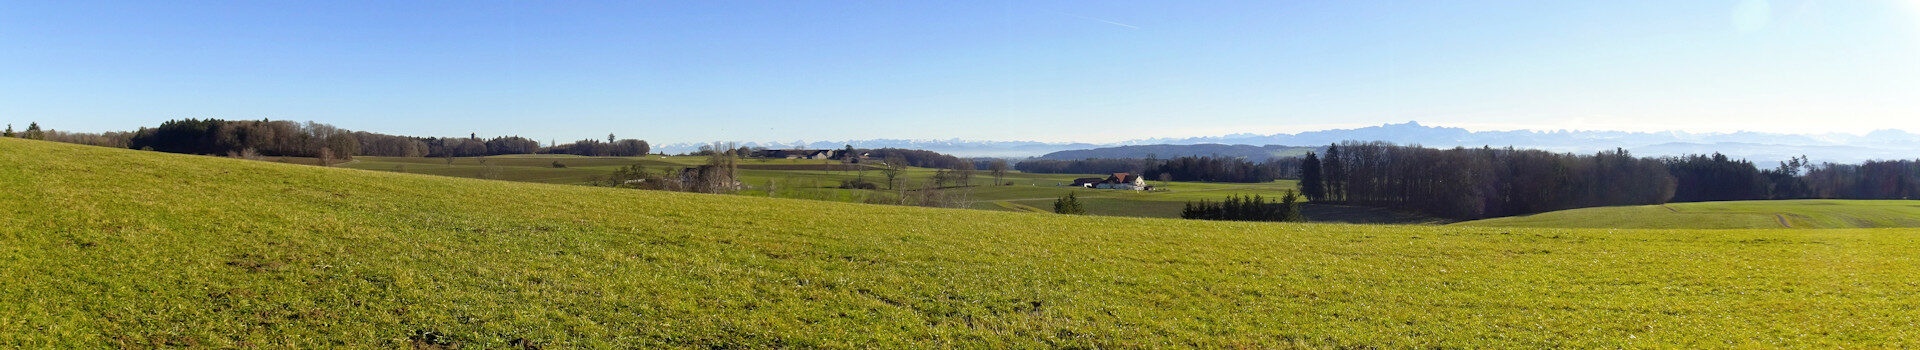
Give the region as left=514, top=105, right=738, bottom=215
left=7, top=138, right=1920, bottom=347
left=1454, top=200, right=1920, bottom=229
left=341, top=154, right=1310, bottom=219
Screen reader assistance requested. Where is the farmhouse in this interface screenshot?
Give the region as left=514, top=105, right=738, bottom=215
left=1070, top=173, right=1147, bottom=190
left=1070, top=177, right=1105, bottom=187
left=754, top=149, right=838, bottom=160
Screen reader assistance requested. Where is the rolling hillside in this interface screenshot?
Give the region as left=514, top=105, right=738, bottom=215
left=1454, top=200, right=1920, bottom=229
left=4, top=137, right=1920, bottom=347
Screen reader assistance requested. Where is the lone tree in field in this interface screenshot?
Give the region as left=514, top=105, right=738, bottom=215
left=953, top=164, right=974, bottom=187
left=3, top=124, right=13, bottom=138
left=1054, top=193, right=1086, bottom=215
left=881, top=154, right=908, bottom=190
left=988, top=159, right=1008, bottom=185
left=1299, top=152, right=1326, bottom=201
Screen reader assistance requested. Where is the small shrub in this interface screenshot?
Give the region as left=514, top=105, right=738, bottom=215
left=551, top=161, right=567, bottom=168
left=1054, top=193, right=1086, bottom=215
left=839, top=179, right=879, bottom=190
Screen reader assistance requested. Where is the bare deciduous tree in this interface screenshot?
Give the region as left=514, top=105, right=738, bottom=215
left=881, top=154, right=907, bottom=190
left=988, top=159, right=1009, bottom=185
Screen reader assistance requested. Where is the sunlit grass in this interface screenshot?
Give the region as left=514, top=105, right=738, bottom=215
left=1454, top=200, right=1920, bottom=229
left=5, top=138, right=1918, bottom=347
left=343, top=155, right=1303, bottom=218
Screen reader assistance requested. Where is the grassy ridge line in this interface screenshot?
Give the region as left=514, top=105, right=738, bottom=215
left=3, top=137, right=1920, bottom=347
left=1454, top=200, right=1920, bottom=229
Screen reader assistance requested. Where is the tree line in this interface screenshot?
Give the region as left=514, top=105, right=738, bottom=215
left=10, top=119, right=650, bottom=161
left=1299, top=141, right=1920, bottom=220
left=1149, top=156, right=1300, bottom=183
left=1015, top=156, right=1302, bottom=183
left=1298, top=142, right=1674, bottom=219
left=1181, top=193, right=1304, bottom=222
left=863, top=148, right=969, bottom=170
left=1015, top=158, right=1157, bottom=175
left=7, top=122, right=139, bottom=148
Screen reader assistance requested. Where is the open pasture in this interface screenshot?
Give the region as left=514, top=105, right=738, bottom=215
left=7, top=137, right=1920, bottom=347
left=342, top=153, right=1310, bottom=218
left=1455, top=199, right=1920, bottom=229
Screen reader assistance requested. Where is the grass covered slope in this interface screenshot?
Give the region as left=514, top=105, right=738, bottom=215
left=1455, top=200, right=1920, bottom=229
left=4, top=137, right=1920, bottom=347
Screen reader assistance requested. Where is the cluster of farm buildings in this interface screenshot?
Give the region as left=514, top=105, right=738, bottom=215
left=1071, top=173, right=1148, bottom=191
left=752, top=149, right=843, bottom=160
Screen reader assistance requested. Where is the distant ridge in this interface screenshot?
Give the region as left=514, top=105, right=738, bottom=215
left=657, top=121, right=1920, bottom=164
left=1035, top=144, right=1319, bottom=161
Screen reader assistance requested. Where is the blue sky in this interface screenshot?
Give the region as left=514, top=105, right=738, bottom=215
left=4, top=0, right=1918, bottom=144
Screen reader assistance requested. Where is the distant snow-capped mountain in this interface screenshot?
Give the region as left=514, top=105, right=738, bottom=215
left=652, top=139, right=1104, bottom=158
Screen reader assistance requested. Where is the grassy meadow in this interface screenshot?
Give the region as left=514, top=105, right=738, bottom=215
left=340, top=154, right=1310, bottom=219
left=7, top=138, right=1920, bottom=347
left=1455, top=199, right=1920, bottom=229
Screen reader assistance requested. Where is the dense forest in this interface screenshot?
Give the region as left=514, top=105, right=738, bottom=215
left=1298, top=142, right=1675, bottom=219
left=1014, top=158, right=1157, bottom=175
left=1300, top=142, right=1920, bottom=219
left=1149, top=156, right=1301, bottom=183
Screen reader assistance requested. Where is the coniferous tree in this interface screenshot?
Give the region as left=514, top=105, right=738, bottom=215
left=1053, top=193, right=1086, bottom=214
left=24, top=122, right=44, bottom=140
left=1299, top=152, right=1325, bottom=201
left=1280, top=190, right=1303, bottom=221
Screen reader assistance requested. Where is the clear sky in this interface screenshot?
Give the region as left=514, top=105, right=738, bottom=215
left=4, top=0, right=1918, bottom=144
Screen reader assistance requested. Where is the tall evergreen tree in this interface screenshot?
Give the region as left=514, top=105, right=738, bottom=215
left=1299, top=152, right=1325, bottom=201
left=3, top=124, right=13, bottom=138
